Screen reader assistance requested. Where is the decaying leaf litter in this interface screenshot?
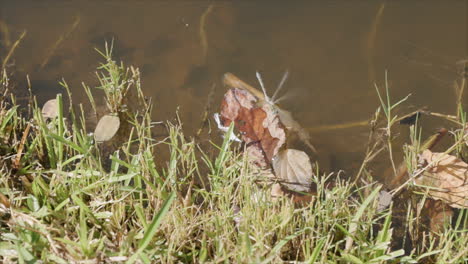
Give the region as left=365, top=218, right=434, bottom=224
left=0, top=11, right=468, bottom=263
left=219, top=71, right=467, bottom=233
left=219, top=70, right=467, bottom=250
left=219, top=72, right=316, bottom=202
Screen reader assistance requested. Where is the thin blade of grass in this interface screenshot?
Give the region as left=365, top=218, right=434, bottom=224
left=345, top=185, right=381, bottom=252
left=48, top=133, right=86, bottom=154
left=306, top=237, right=326, bottom=264
left=127, top=191, right=176, bottom=264
left=261, top=228, right=310, bottom=264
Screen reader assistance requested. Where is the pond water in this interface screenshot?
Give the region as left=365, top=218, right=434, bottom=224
left=1, top=1, right=466, bottom=179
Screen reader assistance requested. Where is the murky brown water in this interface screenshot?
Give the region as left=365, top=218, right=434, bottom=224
left=1, top=1, right=466, bottom=177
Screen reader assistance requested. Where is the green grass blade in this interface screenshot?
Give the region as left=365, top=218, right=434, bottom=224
left=345, top=185, right=382, bottom=252
left=127, top=192, right=176, bottom=264
left=307, top=237, right=326, bottom=264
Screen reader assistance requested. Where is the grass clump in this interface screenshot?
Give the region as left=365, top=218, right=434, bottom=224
left=0, top=49, right=467, bottom=263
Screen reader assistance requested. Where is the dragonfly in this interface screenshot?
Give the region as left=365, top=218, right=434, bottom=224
left=223, top=71, right=317, bottom=153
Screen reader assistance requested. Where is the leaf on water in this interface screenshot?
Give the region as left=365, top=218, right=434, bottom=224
left=416, top=149, right=468, bottom=209
left=223, top=72, right=316, bottom=153
left=94, top=114, right=120, bottom=142
left=41, top=99, right=58, bottom=119
left=272, top=149, right=312, bottom=193
left=220, top=88, right=286, bottom=166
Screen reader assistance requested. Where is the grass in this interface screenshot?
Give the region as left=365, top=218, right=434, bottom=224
left=0, top=49, right=467, bottom=263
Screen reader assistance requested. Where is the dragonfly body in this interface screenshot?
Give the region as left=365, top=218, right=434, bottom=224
left=223, top=72, right=317, bottom=153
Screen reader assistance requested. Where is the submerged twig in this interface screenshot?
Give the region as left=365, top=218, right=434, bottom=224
left=199, top=4, right=214, bottom=65
left=366, top=2, right=385, bottom=85
left=0, top=20, right=11, bottom=48
left=307, top=119, right=369, bottom=133
left=455, top=60, right=466, bottom=118
left=2, top=30, right=26, bottom=70
left=196, top=83, right=216, bottom=137
left=40, top=16, right=80, bottom=69
left=224, top=72, right=266, bottom=101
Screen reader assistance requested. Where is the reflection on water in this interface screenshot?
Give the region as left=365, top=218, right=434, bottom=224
left=1, top=1, right=466, bottom=175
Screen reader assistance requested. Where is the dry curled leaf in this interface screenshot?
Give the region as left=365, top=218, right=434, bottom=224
left=220, top=88, right=286, bottom=166
left=272, top=149, right=313, bottom=193
left=41, top=99, right=58, bottom=119
left=416, top=149, right=468, bottom=208
left=94, top=114, right=120, bottom=142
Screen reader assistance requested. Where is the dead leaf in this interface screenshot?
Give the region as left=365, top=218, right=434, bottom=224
left=416, top=149, right=468, bottom=208
left=270, top=183, right=285, bottom=199
left=0, top=192, right=10, bottom=208
left=223, top=72, right=316, bottom=153
left=425, top=199, right=454, bottom=234
left=220, top=88, right=286, bottom=166
left=13, top=122, right=31, bottom=170
left=94, top=114, right=120, bottom=142
left=272, top=149, right=313, bottom=193
left=245, top=142, right=268, bottom=168
left=41, top=99, right=58, bottom=119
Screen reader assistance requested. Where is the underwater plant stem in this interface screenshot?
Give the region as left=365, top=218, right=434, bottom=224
left=196, top=83, right=216, bottom=137
left=0, top=20, right=11, bottom=47
left=2, top=30, right=26, bottom=70
left=40, top=16, right=80, bottom=69
left=307, top=120, right=369, bottom=133
left=366, top=3, right=385, bottom=85
left=456, top=65, right=466, bottom=119
left=199, top=4, right=214, bottom=65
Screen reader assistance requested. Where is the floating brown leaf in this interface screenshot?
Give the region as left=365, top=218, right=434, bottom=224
left=416, top=149, right=468, bottom=208
left=41, top=99, right=58, bottom=119
left=94, top=114, right=120, bottom=142
left=272, top=149, right=312, bottom=193
left=220, top=88, right=286, bottom=166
